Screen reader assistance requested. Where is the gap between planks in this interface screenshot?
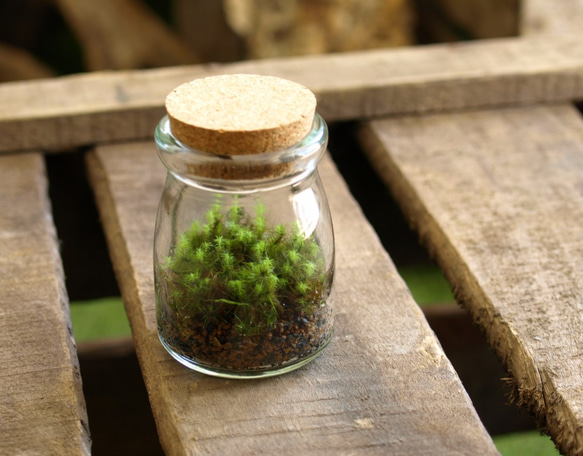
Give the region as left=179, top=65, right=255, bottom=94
left=86, top=141, right=499, bottom=456
left=359, top=102, right=583, bottom=456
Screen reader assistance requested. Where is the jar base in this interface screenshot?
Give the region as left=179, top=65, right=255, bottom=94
left=158, top=333, right=332, bottom=379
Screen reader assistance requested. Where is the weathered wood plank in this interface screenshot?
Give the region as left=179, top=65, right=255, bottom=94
left=86, top=142, right=499, bottom=455
left=416, top=0, right=519, bottom=41
left=0, top=42, right=54, bottom=82
left=220, top=0, right=414, bottom=58
left=172, top=0, right=242, bottom=63
left=359, top=104, right=583, bottom=456
left=521, top=0, right=583, bottom=36
left=56, top=0, right=198, bottom=71
left=0, top=153, right=90, bottom=455
left=2, top=33, right=583, bottom=153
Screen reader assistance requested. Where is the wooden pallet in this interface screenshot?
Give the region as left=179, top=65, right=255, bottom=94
left=359, top=102, right=583, bottom=455
left=0, top=154, right=90, bottom=454
left=2, top=2, right=583, bottom=455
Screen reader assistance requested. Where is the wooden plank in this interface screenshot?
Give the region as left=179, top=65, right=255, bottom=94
left=416, top=0, right=519, bottom=41
left=0, top=42, right=54, bottom=82
left=0, top=153, right=90, bottom=455
left=55, top=0, right=198, bottom=71
left=521, top=0, right=583, bottom=36
left=2, top=33, right=583, bottom=153
left=359, top=103, right=583, bottom=456
left=173, top=0, right=242, bottom=63
left=220, top=0, right=414, bottom=59
left=86, top=141, right=499, bottom=455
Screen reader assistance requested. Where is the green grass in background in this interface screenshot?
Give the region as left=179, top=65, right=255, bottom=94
left=69, top=297, right=131, bottom=342
left=493, top=431, right=560, bottom=456
left=397, top=263, right=454, bottom=306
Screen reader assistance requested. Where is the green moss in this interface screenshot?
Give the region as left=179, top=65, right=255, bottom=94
left=160, top=203, right=328, bottom=336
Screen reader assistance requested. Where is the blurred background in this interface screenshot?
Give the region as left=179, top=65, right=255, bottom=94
left=0, top=0, right=519, bottom=82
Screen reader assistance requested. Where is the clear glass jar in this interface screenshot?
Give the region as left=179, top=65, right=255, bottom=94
left=154, top=98, right=334, bottom=379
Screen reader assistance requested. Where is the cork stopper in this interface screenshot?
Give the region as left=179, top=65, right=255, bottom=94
left=165, top=74, right=317, bottom=156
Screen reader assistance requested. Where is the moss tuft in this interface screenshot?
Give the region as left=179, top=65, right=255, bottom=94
left=160, top=203, right=327, bottom=336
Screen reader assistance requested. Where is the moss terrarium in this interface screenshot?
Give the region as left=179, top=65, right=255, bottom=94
left=156, top=203, right=333, bottom=376
left=154, top=74, right=335, bottom=378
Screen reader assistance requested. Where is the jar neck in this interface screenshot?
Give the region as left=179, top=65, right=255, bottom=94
left=155, top=114, right=328, bottom=190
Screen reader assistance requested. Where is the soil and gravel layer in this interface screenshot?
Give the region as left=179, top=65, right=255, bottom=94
left=159, top=305, right=332, bottom=372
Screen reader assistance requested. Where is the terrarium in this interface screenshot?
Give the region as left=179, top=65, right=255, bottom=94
left=154, top=74, right=335, bottom=379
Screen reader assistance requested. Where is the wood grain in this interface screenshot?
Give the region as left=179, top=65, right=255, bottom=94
left=86, top=142, right=499, bottom=455
left=0, top=153, right=90, bottom=455
left=359, top=104, right=583, bottom=456
left=2, top=33, right=583, bottom=153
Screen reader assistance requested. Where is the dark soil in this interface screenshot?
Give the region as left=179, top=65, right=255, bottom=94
left=159, top=305, right=332, bottom=372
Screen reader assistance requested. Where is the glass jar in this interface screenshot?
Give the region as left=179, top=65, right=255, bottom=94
left=154, top=74, right=335, bottom=379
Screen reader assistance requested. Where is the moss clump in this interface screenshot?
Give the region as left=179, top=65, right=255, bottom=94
left=160, top=203, right=327, bottom=336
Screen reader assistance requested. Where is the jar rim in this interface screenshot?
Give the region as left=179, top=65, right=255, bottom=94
left=155, top=113, right=328, bottom=187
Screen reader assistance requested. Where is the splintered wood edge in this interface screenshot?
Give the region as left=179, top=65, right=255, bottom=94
left=358, top=106, right=583, bottom=456
left=0, top=153, right=90, bottom=455
left=358, top=121, right=554, bottom=447
left=362, top=122, right=542, bottom=399
left=166, top=74, right=316, bottom=155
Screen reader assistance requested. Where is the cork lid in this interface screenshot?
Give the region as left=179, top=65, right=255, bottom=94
left=165, top=74, right=317, bottom=155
